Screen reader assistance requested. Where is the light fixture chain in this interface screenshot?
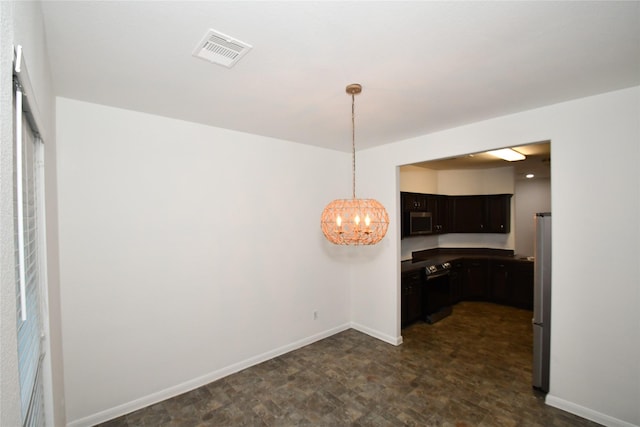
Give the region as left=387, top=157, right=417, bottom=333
left=351, top=92, right=356, bottom=199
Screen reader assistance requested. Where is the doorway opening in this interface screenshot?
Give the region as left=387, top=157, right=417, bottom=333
left=398, top=140, right=551, bottom=392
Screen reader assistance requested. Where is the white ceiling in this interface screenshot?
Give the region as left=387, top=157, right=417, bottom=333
left=411, top=141, right=552, bottom=180
left=40, top=1, right=640, bottom=153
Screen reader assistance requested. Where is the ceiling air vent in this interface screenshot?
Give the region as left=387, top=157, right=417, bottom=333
left=192, top=29, right=252, bottom=68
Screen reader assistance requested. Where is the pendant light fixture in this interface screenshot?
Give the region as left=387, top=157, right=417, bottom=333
left=321, top=84, right=389, bottom=245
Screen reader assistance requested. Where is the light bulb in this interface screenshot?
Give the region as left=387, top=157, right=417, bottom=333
left=354, top=214, right=361, bottom=226
left=336, top=215, right=342, bottom=227
left=365, top=214, right=371, bottom=227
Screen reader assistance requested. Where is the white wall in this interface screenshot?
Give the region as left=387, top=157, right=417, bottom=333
left=398, top=164, right=514, bottom=194
left=514, top=178, right=551, bottom=257
left=56, top=98, right=353, bottom=425
left=398, top=165, right=438, bottom=193
left=0, top=2, right=65, bottom=426
left=437, top=166, right=514, bottom=195
left=353, top=86, right=640, bottom=427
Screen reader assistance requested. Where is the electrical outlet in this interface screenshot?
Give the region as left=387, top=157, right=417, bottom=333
left=313, top=310, right=318, bottom=320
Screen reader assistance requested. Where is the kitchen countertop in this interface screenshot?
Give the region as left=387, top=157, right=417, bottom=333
left=401, top=248, right=533, bottom=273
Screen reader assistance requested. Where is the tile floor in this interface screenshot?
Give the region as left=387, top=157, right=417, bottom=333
left=100, top=302, right=598, bottom=426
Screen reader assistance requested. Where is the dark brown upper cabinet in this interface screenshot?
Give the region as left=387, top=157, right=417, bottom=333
left=426, top=194, right=449, bottom=234
left=449, top=194, right=511, bottom=234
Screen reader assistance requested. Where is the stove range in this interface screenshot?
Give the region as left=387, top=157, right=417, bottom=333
left=421, top=260, right=453, bottom=323
left=424, top=261, right=452, bottom=276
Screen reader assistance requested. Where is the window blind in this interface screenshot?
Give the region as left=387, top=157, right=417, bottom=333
left=14, top=45, right=46, bottom=427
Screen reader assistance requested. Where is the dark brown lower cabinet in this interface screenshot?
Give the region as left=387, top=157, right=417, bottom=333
left=401, top=257, right=534, bottom=329
left=510, top=261, right=534, bottom=310
left=463, top=258, right=488, bottom=300
left=401, top=270, right=424, bottom=327
left=449, top=259, right=464, bottom=304
left=489, top=259, right=534, bottom=309
left=489, top=260, right=510, bottom=304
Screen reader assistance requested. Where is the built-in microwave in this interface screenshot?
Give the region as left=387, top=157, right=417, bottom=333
left=408, top=211, right=433, bottom=235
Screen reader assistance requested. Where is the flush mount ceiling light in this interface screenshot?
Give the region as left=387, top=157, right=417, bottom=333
left=488, top=148, right=526, bottom=162
left=321, top=84, right=389, bottom=245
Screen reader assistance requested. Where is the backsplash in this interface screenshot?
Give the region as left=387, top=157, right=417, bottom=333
left=401, top=235, right=439, bottom=260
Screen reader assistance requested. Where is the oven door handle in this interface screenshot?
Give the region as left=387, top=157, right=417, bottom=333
left=425, top=270, right=451, bottom=280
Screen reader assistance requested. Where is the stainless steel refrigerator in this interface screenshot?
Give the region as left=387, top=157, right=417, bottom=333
left=532, top=212, right=552, bottom=392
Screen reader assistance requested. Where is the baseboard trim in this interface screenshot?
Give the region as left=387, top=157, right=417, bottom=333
left=67, top=323, right=351, bottom=427
left=350, top=321, right=403, bottom=346
left=545, top=394, right=639, bottom=427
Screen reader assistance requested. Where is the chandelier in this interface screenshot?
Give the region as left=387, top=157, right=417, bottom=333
left=321, top=84, right=389, bottom=245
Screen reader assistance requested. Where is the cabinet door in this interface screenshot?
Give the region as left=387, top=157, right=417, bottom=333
left=427, top=194, right=449, bottom=234
left=449, top=259, right=464, bottom=304
left=401, top=192, right=428, bottom=212
left=401, top=282, right=411, bottom=326
left=486, top=195, right=511, bottom=233
left=451, top=196, right=485, bottom=233
left=463, top=259, right=488, bottom=300
left=401, top=270, right=424, bottom=327
left=511, top=262, right=534, bottom=309
left=489, top=261, right=510, bottom=304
